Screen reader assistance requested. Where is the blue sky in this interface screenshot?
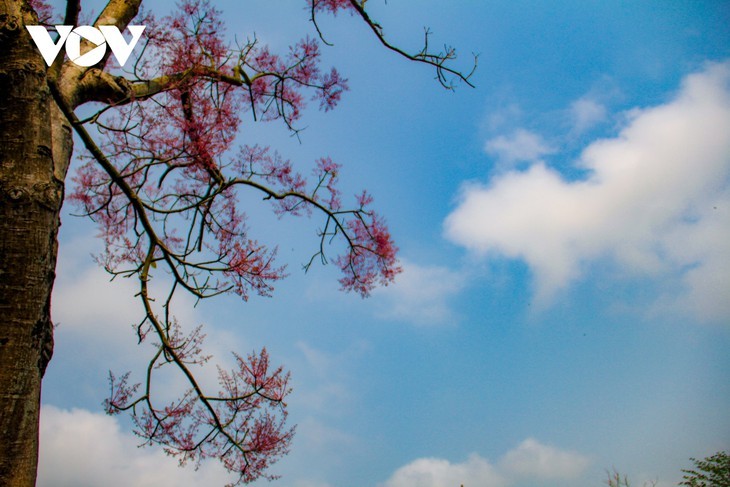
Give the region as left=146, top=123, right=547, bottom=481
left=38, top=1, right=729, bottom=486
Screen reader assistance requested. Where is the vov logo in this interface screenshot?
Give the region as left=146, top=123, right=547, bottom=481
left=26, top=25, right=146, bottom=67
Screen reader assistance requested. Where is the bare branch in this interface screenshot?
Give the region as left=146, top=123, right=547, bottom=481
left=346, top=0, right=477, bottom=89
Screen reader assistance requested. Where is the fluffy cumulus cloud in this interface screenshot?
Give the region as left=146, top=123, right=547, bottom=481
left=37, top=406, right=232, bottom=487
left=52, top=263, right=140, bottom=344
left=484, top=128, right=555, bottom=166
left=445, top=61, right=730, bottom=320
left=373, top=260, right=466, bottom=326
left=381, top=454, right=507, bottom=487
left=499, top=438, right=590, bottom=480
left=380, top=438, right=590, bottom=487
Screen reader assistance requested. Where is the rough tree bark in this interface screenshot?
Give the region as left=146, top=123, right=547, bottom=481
left=0, top=0, right=89, bottom=484
left=0, top=2, right=66, bottom=485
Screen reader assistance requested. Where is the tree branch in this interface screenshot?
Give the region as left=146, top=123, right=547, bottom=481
left=93, top=0, right=144, bottom=33
left=64, top=0, right=80, bottom=25
left=346, top=0, right=477, bottom=89
left=90, top=0, right=144, bottom=71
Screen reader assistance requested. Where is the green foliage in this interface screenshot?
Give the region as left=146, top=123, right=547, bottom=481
left=680, top=452, right=730, bottom=487
left=606, top=451, right=729, bottom=487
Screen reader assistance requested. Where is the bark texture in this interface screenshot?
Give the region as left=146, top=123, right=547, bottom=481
left=0, top=0, right=134, bottom=483
left=0, top=2, right=68, bottom=485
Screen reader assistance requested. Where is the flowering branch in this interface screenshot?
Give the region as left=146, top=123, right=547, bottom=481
left=34, top=0, right=474, bottom=483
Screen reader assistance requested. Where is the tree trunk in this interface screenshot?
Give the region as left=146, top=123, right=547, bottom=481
left=0, top=2, right=70, bottom=485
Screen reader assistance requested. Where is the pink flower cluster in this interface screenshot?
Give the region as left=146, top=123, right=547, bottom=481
left=106, top=348, right=293, bottom=485
left=310, top=0, right=355, bottom=16
left=335, top=192, right=401, bottom=296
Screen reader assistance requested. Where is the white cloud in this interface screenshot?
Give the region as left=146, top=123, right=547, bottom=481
left=53, top=263, right=140, bottom=340
left=380, top=439, right=590, bottom=487
left=373, top=260, right=466, bottom=326
left=569, top=96, right=607, bottom=134
left=485, top=129, right=555, bottom=166
left=499, top=438, right=591, bottom=480
left=53, top=234, right=201, bottom=343
left=38, top=405, right=232, bottom=487
left=50, top=244, right=158, bottom=382
left=445, top=61, right=730, bottom=320
left=380, top=453, right=507, bottom=487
